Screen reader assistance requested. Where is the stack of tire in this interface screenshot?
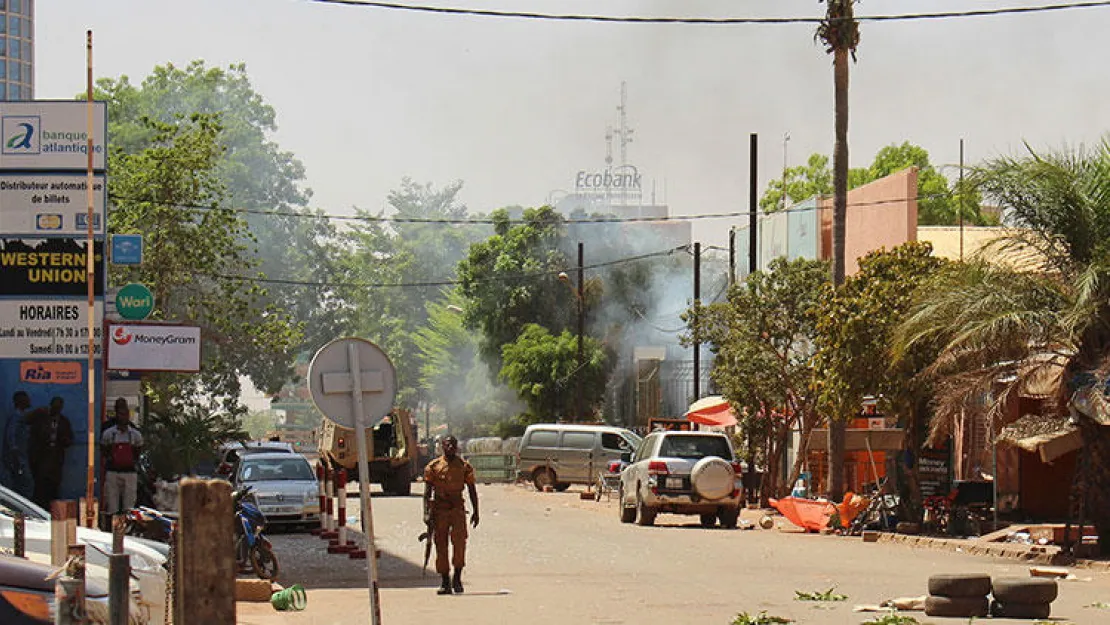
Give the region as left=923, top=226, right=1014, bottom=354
left=989, top=577, right=1058, bottom=620
left=925, top=574, right=991, bottom=618
left=925, top=574, right=1058, bottom=619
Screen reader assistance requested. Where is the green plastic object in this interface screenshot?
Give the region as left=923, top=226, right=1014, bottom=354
left=270, top=584, right=307, bottom=611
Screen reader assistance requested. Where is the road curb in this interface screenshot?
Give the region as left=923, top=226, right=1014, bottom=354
left=873, top=532, right=1110, bottom=570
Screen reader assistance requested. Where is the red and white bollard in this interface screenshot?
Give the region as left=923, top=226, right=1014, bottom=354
left=328, top=470, right=353, bottom=554
left=311, top=462, right=326, bottom=536
left=321, top=466, right=338, bottom=541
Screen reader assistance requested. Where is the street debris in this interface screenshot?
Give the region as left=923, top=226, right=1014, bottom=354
left=730, top=611, right=793, bottom=625
left=853, top=596, right=926, bottom=612
left=858, top=611, right=920, bottom=625
left=794, top=587, right=848, bottom=601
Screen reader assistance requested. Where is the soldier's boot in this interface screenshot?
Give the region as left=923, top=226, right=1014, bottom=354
left=437, top=574, right=452, bottom=595
left=452, top=568, right=464, bottom=594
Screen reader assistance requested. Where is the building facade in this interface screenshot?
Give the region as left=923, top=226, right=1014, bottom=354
left=1, top=0, right=33, bottom=100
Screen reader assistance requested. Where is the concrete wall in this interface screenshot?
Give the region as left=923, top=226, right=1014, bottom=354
left=818, top=168, right=919, bottom=275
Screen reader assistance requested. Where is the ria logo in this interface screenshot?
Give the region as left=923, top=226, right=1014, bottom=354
left=112, top=326, right=133, bottom=345
left=1, top=116, right=40, bottom=154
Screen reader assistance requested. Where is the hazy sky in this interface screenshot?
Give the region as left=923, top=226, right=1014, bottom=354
left=37, top=0, right=1110, bottom=247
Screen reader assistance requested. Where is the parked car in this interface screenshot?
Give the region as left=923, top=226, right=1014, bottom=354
left=0, top=554, right=111, bottom=624
left=0, top=485, right=167, bottom=624
left=517, top=423, right=641, bottom=491
left=618, top=430, right=745, bottom=528
left=232, top=452, right=320, bottom=530
left=215, top=440, right=296, bottom=477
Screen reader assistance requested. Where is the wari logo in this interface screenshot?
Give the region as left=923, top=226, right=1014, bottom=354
left=2, top=115, right=40, bottom=154
left=20, top=361, right=82, bottom=384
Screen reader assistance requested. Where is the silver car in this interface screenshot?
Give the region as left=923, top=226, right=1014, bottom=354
left=233, top=452, right=321, bottom=530
left=618, top=431, right=744, bottom=528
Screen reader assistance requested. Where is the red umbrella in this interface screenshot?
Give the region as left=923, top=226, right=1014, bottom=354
left=684, top=396, right=738, bottom=428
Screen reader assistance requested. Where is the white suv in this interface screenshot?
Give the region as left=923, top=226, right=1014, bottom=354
left=618, top=431, right=744, bottom=528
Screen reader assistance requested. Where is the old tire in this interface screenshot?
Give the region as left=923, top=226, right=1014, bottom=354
left=619, top=488, right=637, bottom=524
left=635, top=492, right=656, bottom=526
left=718, top=506, right=740, bottom=529
left=924, top=595, right=989, bottom=618
left=991, top=577, right=1058, bottom=604
left=532, top=469, right=555, bottom=491
left=690, top=457, right=734, bottom=500
left=990, top=599, right=1051, bottom=619
left=700, top=513, right=717, bottom=528
left=927, top=573, right=992, bottom=598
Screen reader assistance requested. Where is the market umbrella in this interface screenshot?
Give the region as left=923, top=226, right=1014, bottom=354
left=684, top=395, right=738, bottom=428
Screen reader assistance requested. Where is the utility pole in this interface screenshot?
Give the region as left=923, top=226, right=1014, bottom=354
left=728, top=228, right=736, bottom=286
left=749, top=134, right=758, bottom=275
left=693, top=242, right=701, bottom=404
left=576, top=242, right=585, bottom=422
left=782, top=132, right=790, bottom=211
left=959, top=138, right=965, bottom=262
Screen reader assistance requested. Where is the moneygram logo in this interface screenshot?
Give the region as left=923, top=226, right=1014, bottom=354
left=112, top=326, right=133, bottom=345
left=2, top=115, right=40, bottom=154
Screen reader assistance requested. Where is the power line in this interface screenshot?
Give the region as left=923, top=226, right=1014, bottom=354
left=108, top=191, right=954, bottom=226
left=213, top=245, right=688, bottom=289
left=307, top=0, right=1110, bottom=24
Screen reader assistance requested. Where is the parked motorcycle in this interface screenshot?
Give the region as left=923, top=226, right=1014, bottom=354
left=124, top=505, right=176, bottom=543
left=234, top=486, right=279, bottom=580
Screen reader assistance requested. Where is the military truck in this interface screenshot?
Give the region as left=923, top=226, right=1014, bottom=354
left=317, top=408, right=418, bottom=496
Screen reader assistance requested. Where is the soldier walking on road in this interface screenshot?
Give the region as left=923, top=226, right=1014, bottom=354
left=423, top=435, right=479, bottom=595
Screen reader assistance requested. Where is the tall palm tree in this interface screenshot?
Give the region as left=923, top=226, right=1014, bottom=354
left=896, top=140, right=1110, bottom=555
left=816, top=0, right=860, bottom=501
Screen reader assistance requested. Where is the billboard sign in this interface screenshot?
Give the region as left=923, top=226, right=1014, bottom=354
left=0, top=299, right=103, bottom=359
left=0, top=101, right=107, bottom=171
left=0, top=238, right=104, bottom=296
left=0, top=173, right=106, bottom=236
left=106, top=323, right=201, bottom=372
left=110, top=234, right=142, bottom=265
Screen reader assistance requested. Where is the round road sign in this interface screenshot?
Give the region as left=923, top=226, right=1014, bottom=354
left=308, top=337, right=397, bottom=429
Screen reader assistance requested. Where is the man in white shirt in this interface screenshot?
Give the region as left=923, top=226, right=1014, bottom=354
left=100, top=398, right=143, bottom=517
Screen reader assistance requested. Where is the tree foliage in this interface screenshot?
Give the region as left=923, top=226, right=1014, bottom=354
left=499, top=324, right=608, bottom=420
left=691, top=257, right=830, bottom=498
left=760, top=143, right=995, bottom=227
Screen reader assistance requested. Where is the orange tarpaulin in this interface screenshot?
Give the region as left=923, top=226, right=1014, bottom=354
left=684, top=396, right=739, bottom=428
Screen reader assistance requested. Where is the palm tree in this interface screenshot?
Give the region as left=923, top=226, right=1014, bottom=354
left=896, top=140, right=1110, bottom=555
left=816, top=0, right=860, bottom=502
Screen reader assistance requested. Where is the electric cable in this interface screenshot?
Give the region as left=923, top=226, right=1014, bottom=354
left=307, top=0, right=1110, bottom=24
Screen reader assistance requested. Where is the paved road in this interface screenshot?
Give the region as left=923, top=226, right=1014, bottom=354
left=239, top=483, right=1110, bottom=624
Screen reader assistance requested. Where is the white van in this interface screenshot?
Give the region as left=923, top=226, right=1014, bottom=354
left=517, top=424, right=641, bottom=491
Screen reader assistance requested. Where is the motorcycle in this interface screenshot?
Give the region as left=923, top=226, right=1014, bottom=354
left=234, top=486, right=280, bottom=580
left=124, top=505, right=176, bottom=543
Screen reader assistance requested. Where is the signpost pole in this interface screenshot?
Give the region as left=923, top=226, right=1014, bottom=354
left=347, top=343, right=382, bottom=625
left=84, top=29, right=97, bottom=529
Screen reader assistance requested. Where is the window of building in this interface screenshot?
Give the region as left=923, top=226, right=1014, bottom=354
left=10, top=0, right=21, bottom=15
left=0, top=36, right=7, bottom=56
left=7, top=60, right=18, bottom=81
left=0, top=62, right=7, bottom=79
left=20, top=40, right=28, bottom=61
left=8, top=37, right=18, bottom=59
left=0, top=14, right=7, bottom=34
left=8, top=15, right=18, bottom=38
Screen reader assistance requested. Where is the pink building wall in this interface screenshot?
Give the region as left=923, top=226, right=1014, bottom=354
left=817, top=168, right=919, bottom=275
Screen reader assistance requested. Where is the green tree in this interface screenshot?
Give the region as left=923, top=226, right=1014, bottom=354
left=95, top=61, right=343, bottom=354
left=456, top=206, right=577, bottom=371
left=814, top=242, right=948, bottom=513
left=108, top=114, right=300, bottom=475
left=499, top=324, right=607, bottom=420
left=690, top=257, right=830, bottom=501
left=894, top=140, right=1110, bottom=554
left=761, top=153, right=835, bottom=212
left=817, top=0, right=861, bottom=500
